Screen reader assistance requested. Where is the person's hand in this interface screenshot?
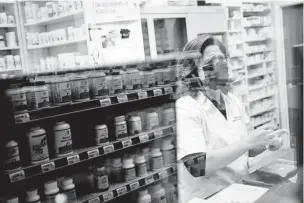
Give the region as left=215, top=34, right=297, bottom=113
left=241, top=128, right=276, bottom=150
left=267, top=129, right=289, bottom=151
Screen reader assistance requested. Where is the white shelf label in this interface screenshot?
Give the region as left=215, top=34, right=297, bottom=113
left=154, top=130, right=163, bottom=138
left=100, top=98, right=111, bottom=107
left=103, top=191, right=114, bottom=202
left=122, top=139, right=132, bottom=148
left=9, top=170, right=25, bottom=183
left=164, top=87, right=173, bottom=94
left=158, top=171, right=168, bottom=179
left=88, top=197, right=100, bottom=203
left=103, top=144, right=114, bottom=154
left=172, top=165, right=177, bottom=173
left=117, top=95, right=128, bottom=103
left=129, top=181, right=140, bottom=191
left=41, top=162, right=55, bottom=173
left=137, top=91, right=148, bottom=99
left=87, top=149, right=100, bottom=159
left=116, top=186, right=127, bottom=196
left=67, top=154, right=80, bottom=165
left=139, top=134, right=149, bottom=143
left=153, top=89, right=162, bottom=96
left=145, top=176, right=154, bottom=185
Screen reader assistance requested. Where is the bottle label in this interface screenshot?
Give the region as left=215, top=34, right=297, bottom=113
left=90, top=77, right=108, bottom=96
left=128, top=120, right=142, bottom=135
left=135, top=162, right=147, bottom=177
left=45, top=192, right=58, bottom=203
left=71, top=79, right=90, bottom=100
left=52, top=81, right=71, bottom=103
left=163, top=149, right=176, bottom=165
left=155, top=72, right=164, bottom=85
left=29, top=133, right=49, bottom=162
left=26, top=90, right=49, bottom=109
left=11, top=94, right=27, bottom=112
left=63, top=188, right=77, bottom=203
left=55, top=128, right=73, bottom=155
left=112, top=167, right=123, bottom=182
left=109, top=78, right=123, bottom=94
left=5, top=145, right=21, bottom=171
left=163, top=72, right=170, bottom=83
left=95, top=128, right=108, bottom=144
left=147, top=116, right=159, bottom=129
left=123, top=167, right=136, bottom=181
left=14, top=113, right=30, bottom=124
left=95, top=175, right=109, bottom=190
left=163, top=111, right=175, bottom=125
left=115, top=123, right=128, bottom=139
left=152, top=156, right=163, bottom=170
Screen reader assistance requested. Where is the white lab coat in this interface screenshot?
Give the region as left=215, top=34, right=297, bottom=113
left=176, top=91, right=250, bottom=203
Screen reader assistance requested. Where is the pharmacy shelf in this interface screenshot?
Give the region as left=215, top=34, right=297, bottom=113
left=248, top=82, right=276, bottom=91
left=0, top=46, right=19, bottom=51
left=245, top=38, right=269, bottom=43
left=246, top=49, right=272, bottom=55
left=244, top=24, right=270, bottom=28
left=4, top=124, right=176, bottom=184
left=250, top=106, right=275, bottom=117
left=246, top=60, right=264, bottom=66
left=228, top=29, right=242, bottom=33
left=249, top=92, right=274, bottom=102
left=253, top=118, right=273, bottom=127
left=24, top=10, right=84, bottom=27
left=0, top=24, right=16, bottom=28
left=248, top=69, right=274, bottom=79
left=27, top=38, right=87, bottom=50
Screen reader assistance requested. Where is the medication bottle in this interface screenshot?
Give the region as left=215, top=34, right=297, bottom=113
left=24, top=81, right=50, bottom=110
left=107, top=72, right=123, bottom=95
left=161, top=139, right=176, bottom=165
left=141, top=67, right=156, bottom=88
left=61, top=177, right=77, bottom=203
left=114, top=116, right=128, bottom=140
left=127, top=115, right=142, bottom=136
left=135, top=154, right=147, bottom=177
left=44, top=180, right=59, bottom=203
left=149, top=183, right=167, bottom=203
left=25, top=188, right=41, bottom=203
left=142, top=147, right=151, bottom=171
left=162, top=108, right=175, bottom=126
left=53, top=121, right=73, bottom=157
left=123, top=157, right=136, bottom=181
left=94, top=124, right=109, bottom=145
left=163, top=178, right=177, bottom=203
left=94, top=165, right=109, bottom=192
left=88, top=72, right=108, bottom=98
left=4, top=140, right=21, bottom=172
left=111, top=158, right=123, bottom=182
left=6, top=86, right=28, bottom=113
left=104, top=158, right=112, bottom=176
left=27, top=127, right=49, bottom=164
left=146, top=110, right=159, bottom=130
left=137, top=189, right=152, bottom=203
left=69, top=75, right=90, bottom=102
left=49, top=77, right=72, bottom=106
left=5, top=197, right=19, bottom=203
left=151, top=148, right=164, bottom=170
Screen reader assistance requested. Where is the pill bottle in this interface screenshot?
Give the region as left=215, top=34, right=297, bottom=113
left=27, top=127, right=49, bottom=164
left=161, top=139, right=176, bottom=165
left=25, top=188, right=41, bottom=203
left=61, top=177, right=77, bottom=203
left=107, top=72, right=123, bottom=95
left=94, top=165, right=109, bottom=192
left=142, top=147, right=151, bottom=171
left=49, top=77, right=72, bottom=106
left=146, top=110, right=159, bottom=130
left=114, top=116, right=128, bottom=140
left=94, top=124, right=109, bottom=145
left=161, top=66, right=170, bottom=85
left=88, top=72, right=108, bottom=98
left=24, top=81, right=50, bottom=110
left=69, top=75, right=90, bottom=102
left=162, top=108, right=175, bottom=126
left=141, top=67, right=156, bottom=89
left=151, top=148, right=163, bottom=170
left=154, top=66, right=163, bottom=86
left=149, top=183, right=167, bottom=203
left=6, top=85, right=27, bottom=113
left=135, top=154, right=147, bottom=177
left=111, top=157, right=123, bottom=182
left=123, top=157, right=136, bottom=181
left=4, top=140, right=21, bottom=172
left=44, top=180, right=59, bottom=203
left=5, top=196, right=19, bottom=203
left=127, top=115, right=142, bottom=136
left=53, top=121, right=73, bottom=157
left=137, top=189, right=151, bottom=203
left=163, top=178, right=177, bottom=203
left=125, top=66, right=141, bottom=91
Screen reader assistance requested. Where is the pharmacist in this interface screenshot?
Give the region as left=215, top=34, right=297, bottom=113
left=176, top=35, right=289, bottom=202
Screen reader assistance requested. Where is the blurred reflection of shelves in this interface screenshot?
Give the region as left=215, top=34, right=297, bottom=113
left=254, top=118, right=273, bottom=127
left=250, top=106, right=275, bottom=117
left=249, top=82, right=276, bottom=91
left=0, top=46, right=19, bottom=51
left=27, top=38, right=87, bottom=50
left=247, top=49, right=272, bottom=54
left=248, top=69, right=274, bottom=79
left=249, top=92, right=274, bottom=102
left=245, top=38, right=270, bottom=43
left=244, top=24, right=270, bottom=28
left=0, top=24, right=16, bottom=28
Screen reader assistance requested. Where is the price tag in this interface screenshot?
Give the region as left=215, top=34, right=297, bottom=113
left=41, top=162, right=55, bottom=173
left=67, top=154, right=80, bottom=165
left=153, top=89, right=162, bottom=96
left=164, top=87, right=173, bottom=94
left=137, top=91, right=148, bottom=99
left=88, top=197, right=100, bottom=203
left=116, top=186, right=127, bottom=196
left=100, top=98, right=111, bottom=107
left=154, top=130, right=163, bottom=138
left=129, top=181, right=140, bottom=191
left=9, top=170, right=25, bottom=183
left=117, top=95, right=128, bottom=103
left=172, top=165, right=177, bottom=173
left=87, top=149, right=100, bottom=159
left=102, top=191, right=114, bottom=202
left=145, top=176, right=154, bottom=185
left=122, top=139, right=132, bottom=148
left=171, top=125, right=176, bottom=133
left=139, top=134, right=149, bottom=143
left=103, top=144, right=114, bottom=154
left=158, top=171, right=168, bottom=179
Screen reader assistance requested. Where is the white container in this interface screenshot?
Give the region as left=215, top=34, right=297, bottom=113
left=25, top=188, right=40, bottom=203
left=142, top=147, right=151, bottom=171
left=88, top=72, right=108, bottom=98
left=161, top=139, right=176, bottom=165
left=93, top=166, right=109, bottom=191
left=135, top=154, right=147, bottom=177
left=7, top=15, right=14, bottom=24
left=5, top=196, right=19, bottom=203
left=127, top=115, right=142, bottom=135
left=70, top=75, right=90, bottom=102
left=151, top=148, right=163, bottom=170
left=125, top=68, right=141, bottom=90
left=107, top=72, right=123, bottom=95
left=162, top=108, right=175, bottom=125
left=149, top=183, right=167, bottom=203
left=27, top=127, right=49, bottom=164
left=137, top=189, right=151, bottom=203
left=123, top=157, right=136, bottom=181
left=49, top=77, right=72, bottom=105
left=4, top=140, right=21, bottom=172
left=114, top=116, right=128, bottom=140
left=44, top=180, right=59, bottom=203
left=146, top=111, right=159, bottom=130
left=141, top=68, right=156, bottom=88
left=111, top=158, right=123, bottom=182
left=61, top=177, right=77, bottom=203
left=94, top=124, right=109, bottom=145
left=25, top=82, right=50, bottom=109
left=53, top=121, right=73, bottom=157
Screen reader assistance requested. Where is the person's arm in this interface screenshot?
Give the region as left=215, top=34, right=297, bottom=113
left=247, top=123, right=267, bottom=157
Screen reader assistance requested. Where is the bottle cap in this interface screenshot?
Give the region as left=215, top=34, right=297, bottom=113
left=62, top=177, right=73, bottom=187
left=5, top=196, right=18, bottom=203
left=151, top=148, right=161, bottom=154
left=135, top=155, right=146, bottom=163
left=138, top=189, right=149, bottom=197
left=94, top=124, right=107, bottom=130
left=112, top=158, right=122, bottom=167
left=4, top=140, right=18, bottom=148
left=44, top=180, right=58, bottom=190
left=123, top=157, right=134, bottom=166
left=26, top=188, right=38, bottom=198
left=114, top=116, right=125, bottom=123
left=161, top=138, right=172, bottom=149
left=149, top=183, right=161, bottom=193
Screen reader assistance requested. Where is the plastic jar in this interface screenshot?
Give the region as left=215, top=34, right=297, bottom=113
left=4, top=140, right=21, bottom=172
left=137, top=189, right=152, bottom=203
left=146, top=110, right=159, bottom=130
left=0, top=35, right=5, bottom=48
left=25, top=188, right=41, bottom=203
left=94, top=124, right=109, bottom=145
left=168, top=64, right=181, bottom=82
left=6, top=86, right=27, bottom=113
left=149, top=183, right=166, bottom=203
left=142, top=147, right=151, bottom=171
left=60, top=178, right=77, bottom=203
left=107, top=72, right=123, bottom=95
left=27, top=127, right=49, bottom=164
left=5, top=197, right=19, bottom=203
left=151, top=148, right=163, bottom=170
left=114, top=116, right=128, bottom=140
left=6, top=55, right=15, bottom=70
left=125, top=66, right=141, bottom=90
left=135, top=154, right=147, bottom=177
left=111, top=158, right=123, bottom=182
left=44, top=180, right=59, bottom=203
left=53, top=121, right=73, bottom=157
left=162, top=108, right=175, bottom=125
left=161, top=139, right=176, bottom=165
left=88, top=72, right=108, bottom=98
left=127, top=115, right=142, bottom=136
left=49, top=77, right=72, bottom=105
left=24, top=82, right=50, bottom=110
left=94, top=165, right=109, bottom=192
left=123, top=157, right=136, bottom=181
left=69, top=75, right=90, bottom=102
left=141, top=67, right=156, bottom=88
